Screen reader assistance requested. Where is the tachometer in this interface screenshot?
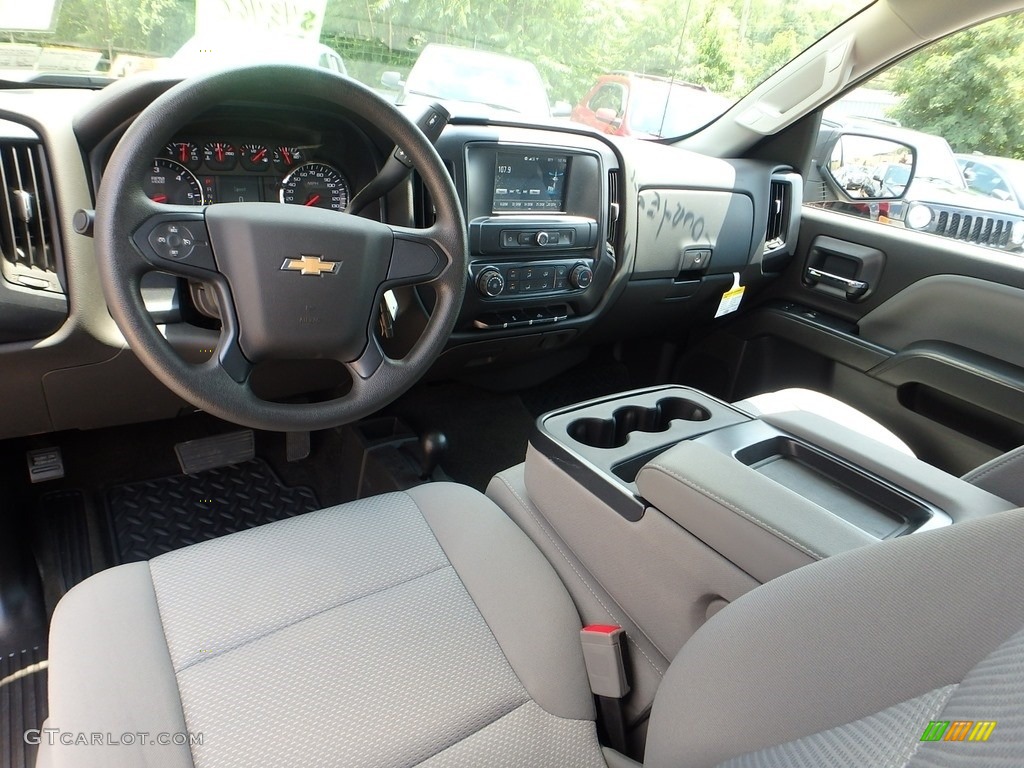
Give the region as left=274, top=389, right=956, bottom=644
left=280, top=162, right=350, bottom=212
left=143, top=159, right=204, bottom=205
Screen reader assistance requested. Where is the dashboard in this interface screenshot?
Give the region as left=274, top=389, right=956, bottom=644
left=0, top=76, right=799, bottom=438
left=146, top=137, right=353, bottom=211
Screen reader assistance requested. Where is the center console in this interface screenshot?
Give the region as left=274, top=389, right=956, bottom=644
left=461, top=142, right=614, bottom=330
left=489, top=385, right=1016, bottom=727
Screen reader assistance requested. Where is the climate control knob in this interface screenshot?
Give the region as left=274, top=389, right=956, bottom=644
left=476, top=267, right=505, bottom=297
left=569, top=264, right=594, bottom=289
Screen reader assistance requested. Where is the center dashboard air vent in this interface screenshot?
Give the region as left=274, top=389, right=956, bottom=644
left=0, top=141, right=63, bottom=293
left=412, top=161, right=457, bottom=229
left=762, top=171, right=801, bottom=272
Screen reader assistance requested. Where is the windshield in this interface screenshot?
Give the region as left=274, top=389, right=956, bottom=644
left=0, top=0, right=874, bottom=137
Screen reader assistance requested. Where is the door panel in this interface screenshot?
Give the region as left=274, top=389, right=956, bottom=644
left=730, top=206, right=1024, bottom=475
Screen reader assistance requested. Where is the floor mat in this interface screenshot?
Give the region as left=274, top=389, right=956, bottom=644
left=1, top=647, right=47, bottom=768
left=106, top=458, right=320, bottom=563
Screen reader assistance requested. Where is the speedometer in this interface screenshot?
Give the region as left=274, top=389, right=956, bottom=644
left=280, top=162, right=350, bottom=212
left=143, top=158, right=204, bottom=205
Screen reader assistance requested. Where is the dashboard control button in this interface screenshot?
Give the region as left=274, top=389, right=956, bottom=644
left=501, top=231, right=518, bottom=248
left=505, top=281, right=519, bottom=294
left=476, top=267, right=505, bottom=297
left=535, top=231, right=550, bottom=246
left=554, top=277, right=568, bottom=291
left=555, top=264, right=569, bottom=278
left=569, top=264, right=594, bottom=289
left=506, top=268, right=520, bottom=280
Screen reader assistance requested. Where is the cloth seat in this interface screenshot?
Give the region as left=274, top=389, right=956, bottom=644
left=39, top=483, right=605, bottom=768
left=734, top=387, right=915, bottom=456
left=41, top=481, right=1024, bottom=767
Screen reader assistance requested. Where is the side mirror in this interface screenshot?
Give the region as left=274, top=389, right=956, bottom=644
left=594, top=107, right=620, bottom=125
left=825, top=134, right=915, bottom=201
left=551, top=100, right=572, bottom=118
left=380, top=71, right=405, bottom=90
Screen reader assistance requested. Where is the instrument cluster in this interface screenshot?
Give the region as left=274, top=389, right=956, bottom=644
left=144, top=138, right=352, bottom=211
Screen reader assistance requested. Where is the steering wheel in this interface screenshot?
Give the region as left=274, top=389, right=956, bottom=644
left=94, top=65, right=467, bottom=432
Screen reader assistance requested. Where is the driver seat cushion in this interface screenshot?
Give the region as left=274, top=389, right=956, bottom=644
left=734, top=387, right=915, bottom=456
left=39, top=483, right=605, bottom=768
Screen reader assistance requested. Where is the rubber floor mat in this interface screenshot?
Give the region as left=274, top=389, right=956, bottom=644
left=107, top=458, right=320, bottom=563
left=1, top=647, right=47, bottom=768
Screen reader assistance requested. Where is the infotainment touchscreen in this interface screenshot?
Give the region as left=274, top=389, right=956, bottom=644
left=493, top=152, right=569, bottom=212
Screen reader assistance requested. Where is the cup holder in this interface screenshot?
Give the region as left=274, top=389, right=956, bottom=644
left=567, top=397, right=711, bottom=449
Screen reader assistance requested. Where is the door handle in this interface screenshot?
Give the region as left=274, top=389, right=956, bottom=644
left=805, top=267, right=869, bottom=300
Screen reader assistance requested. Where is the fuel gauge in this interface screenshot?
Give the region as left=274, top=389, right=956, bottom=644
left=240, top=143, right=270, bottom=171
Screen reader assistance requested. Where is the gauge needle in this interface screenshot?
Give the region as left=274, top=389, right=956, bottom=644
left=215, top=145, right=225, bottom=162
left=151, top=194, right=168, bottom=203
left=304, top=194, right=321, bottom=206
left=281, top=148, right=292, bottom=165
left=252, top=148, right=266, bottom=162
left=178, top=145, right=188, bottom=163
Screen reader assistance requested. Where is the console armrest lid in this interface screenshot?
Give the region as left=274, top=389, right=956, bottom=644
left=637, top=441, right=876, bottom=583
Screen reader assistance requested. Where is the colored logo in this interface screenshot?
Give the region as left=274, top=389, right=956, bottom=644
left=921, top=720, right=997, bottom=742
left=280, top=255, right=341, bottom=276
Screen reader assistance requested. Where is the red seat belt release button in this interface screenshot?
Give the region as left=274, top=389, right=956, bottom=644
left=580, top=624, right=630, bottom=698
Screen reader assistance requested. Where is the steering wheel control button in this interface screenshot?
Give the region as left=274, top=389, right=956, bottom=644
left=138, top=218, right=216, bottom=271
left=569, top=264, right=594, bottom=289
left=149, top=222, right=196, bottom=261
left=476, top=267, right=505, bottom=297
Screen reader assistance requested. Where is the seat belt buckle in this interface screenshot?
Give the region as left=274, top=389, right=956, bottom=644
left=580, top=624, right=630, bottom=698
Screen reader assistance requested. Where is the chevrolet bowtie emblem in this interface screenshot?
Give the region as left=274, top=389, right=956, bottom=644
left=280, top=255, right=341, bottom=276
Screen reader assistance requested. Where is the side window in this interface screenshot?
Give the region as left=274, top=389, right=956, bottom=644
left=804, top=12, right=1024, bottom=254
left=588, top=84, right=624, bottom=116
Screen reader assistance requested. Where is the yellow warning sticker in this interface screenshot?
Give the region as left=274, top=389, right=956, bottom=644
left=715, top=273, right=745, bottom=318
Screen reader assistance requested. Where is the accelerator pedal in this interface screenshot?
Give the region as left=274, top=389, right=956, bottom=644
left=174, top=429, right=255, bottom=475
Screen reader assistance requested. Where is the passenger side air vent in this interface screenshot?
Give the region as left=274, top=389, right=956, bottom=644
left=607, top=169, right=620, bottom=245
left=0, top=142, right=62, bottom=293
left=766, top=179, right=790, bottom=251
left=762, top=171, right=801, bottom=272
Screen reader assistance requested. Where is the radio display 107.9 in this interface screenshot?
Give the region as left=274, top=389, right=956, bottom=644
left=493, top=152, right=569, bottom=213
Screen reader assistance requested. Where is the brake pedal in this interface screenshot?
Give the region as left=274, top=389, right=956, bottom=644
left=175, top=430, right=255, bottom=475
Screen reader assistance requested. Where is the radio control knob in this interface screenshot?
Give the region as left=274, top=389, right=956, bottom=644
left=535, top=231, right=550, bottom=246
left=569, top=264, right=593, bottom=289
left=476, top=267, right=504, bottom=297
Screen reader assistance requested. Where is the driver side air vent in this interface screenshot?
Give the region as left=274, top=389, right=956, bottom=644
left=0, top=142, right=63, bottom=293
